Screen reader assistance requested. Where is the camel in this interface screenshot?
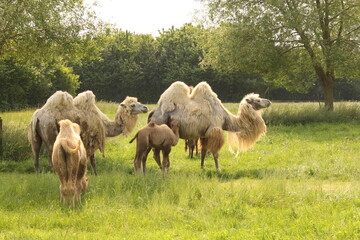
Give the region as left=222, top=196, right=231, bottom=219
left=28, top=90, right=148, bottom=175
left=148, top=81, right=271, bottom=172
left=52, top=119, right=87, bottom=208
left=129, top=120, right=180, bottom=175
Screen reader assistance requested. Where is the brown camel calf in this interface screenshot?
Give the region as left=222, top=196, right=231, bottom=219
left=52, top=119, right=88, bottom=208
left=129, top=120, right=180, bottom=175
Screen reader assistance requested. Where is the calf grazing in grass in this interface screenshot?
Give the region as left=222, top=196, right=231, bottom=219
left=129, top=120, right=180, bottom=175
left=52, top=119, right=88, bottom=208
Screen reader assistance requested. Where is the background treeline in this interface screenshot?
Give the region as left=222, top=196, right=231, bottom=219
left=1, top=0, right=360, bottom=111
left=2, top=25, right=360, bottom=111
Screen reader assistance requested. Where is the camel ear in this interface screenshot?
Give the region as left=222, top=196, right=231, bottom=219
left=120, top=103, right=126, bottom=107
left=246, top=98, right=252, bottom=104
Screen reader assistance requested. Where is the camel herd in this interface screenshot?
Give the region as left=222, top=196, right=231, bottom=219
left=28, top=81, right=271, bottom=207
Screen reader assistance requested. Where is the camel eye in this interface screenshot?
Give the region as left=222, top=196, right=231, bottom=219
left=130, top=103, right=136, bottom=108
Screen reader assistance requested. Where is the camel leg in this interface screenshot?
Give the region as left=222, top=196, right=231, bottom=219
left=142, top=147, right=152, bottom=175
left=189, top=141, right=194, bottom=159
left=47, top=145, right=54, bottom=170
left=90, top=154, right=97, bottom=176
left=152, top=148, right=162, bottom=169
left=31, top=137, right=42, bottom=172
left=212, top=152, right=221, bottom=173
left=195, top=138, right=199, bottom=156
left=161, top=147, right=171, bottom=174
left=200, top=138, right=208, bottom=169
left=205, top=128, right=224, bottom=172
left=133, top=154, right=142, bottom=175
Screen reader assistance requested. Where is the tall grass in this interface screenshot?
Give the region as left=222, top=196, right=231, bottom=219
left=263, top=101, right=360, bottom=125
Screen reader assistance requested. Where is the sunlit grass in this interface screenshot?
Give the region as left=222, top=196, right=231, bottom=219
left=1, top=102, right=360, bottom=239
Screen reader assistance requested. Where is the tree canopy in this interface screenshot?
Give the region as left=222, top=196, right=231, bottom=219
left=199, top=0, right=360, bottom=109
left=0, top=0, right=104, bottom=62
left=2, top=0, right=360, bottom=111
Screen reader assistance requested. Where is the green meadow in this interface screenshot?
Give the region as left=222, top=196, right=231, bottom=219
left=0, top=102, right=360, bottom=239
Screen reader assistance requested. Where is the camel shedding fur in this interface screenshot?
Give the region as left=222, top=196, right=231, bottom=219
left=227, top=93, right=268, bottom=157
left=129, top=120, right=180, bottom=175
left=29, top=90, right=148, bottom=175
left=52, top=119, right=87, bottom=208
left=148, top=81, right=271, bottom=172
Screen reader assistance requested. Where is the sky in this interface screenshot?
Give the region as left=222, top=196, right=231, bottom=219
left=88, top=0, right=203, bottom=36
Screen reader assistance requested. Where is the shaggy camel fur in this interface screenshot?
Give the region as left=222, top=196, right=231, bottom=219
left=28, top=91, right=148, bottom=175
left=52, top=119, right=87, bottom=208
left=228, top=93, right=270, bottom=157
left=148, top=81, right=271, bottom=172
left=129, top=120, right=180, bottom=175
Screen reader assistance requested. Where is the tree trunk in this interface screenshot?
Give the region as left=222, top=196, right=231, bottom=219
left=321, top=75, right=334, bottom=111
left=313, top=64, right=334, bottom=111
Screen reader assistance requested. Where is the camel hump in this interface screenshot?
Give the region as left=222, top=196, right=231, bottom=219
left=43, top=91, right=74, bottom=109
left=190, top=82, right=221, bottom=106
left=60, top=138, right=80, bottom=153
left=157, top=81, right=190, bottom=112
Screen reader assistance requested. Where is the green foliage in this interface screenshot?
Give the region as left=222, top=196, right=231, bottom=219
left=199, top=0, right=360, bottom=107
left=0, top=0, right=104, bottom=63
left=0, top=60, right=81, bottom=110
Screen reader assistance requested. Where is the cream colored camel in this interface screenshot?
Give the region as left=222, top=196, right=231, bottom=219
left=52, top=119, right=87, bottom=208
left=29, top=90, right=148, bottom=175
left=148, top=81, right=271, bottom=172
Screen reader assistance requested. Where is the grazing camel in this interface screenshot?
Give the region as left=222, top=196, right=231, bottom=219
left=148, top=81, right=271, bottom=172
left=52, top=119, right=87, bottom=208
left=129, top=120, right=180, bottom=175
left=28, top=90, right=148, bottom=175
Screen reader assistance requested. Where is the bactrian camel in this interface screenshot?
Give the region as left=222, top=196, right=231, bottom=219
left=28, top=90, right=148, bottom=175
left=129, top=120, right=180, bottom=175
left=148, top=81, right=271, bottom=172
left=52, top=119, right=87, bottom=208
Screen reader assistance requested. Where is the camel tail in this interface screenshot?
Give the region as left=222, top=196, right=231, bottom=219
left=30, top=114, right=39, bottom=142
left=129, top=133, right=138, bottom=143
left=60, top=138, right=80, bottom=153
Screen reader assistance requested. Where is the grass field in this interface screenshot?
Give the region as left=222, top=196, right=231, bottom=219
left=0, top=102, right=360, bottom=239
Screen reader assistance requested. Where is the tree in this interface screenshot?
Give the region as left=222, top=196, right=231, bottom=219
left=199, top=0, right=360, bottom=110
left=74, top=30, right=161, bottom=102
left=0, top=0, right=103, bottom=62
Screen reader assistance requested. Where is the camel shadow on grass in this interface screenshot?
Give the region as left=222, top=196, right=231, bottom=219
left=202, top=167, right=317, bottom=181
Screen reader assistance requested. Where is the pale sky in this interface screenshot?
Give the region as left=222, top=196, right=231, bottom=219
left=88, top=0, right=203, bottom=36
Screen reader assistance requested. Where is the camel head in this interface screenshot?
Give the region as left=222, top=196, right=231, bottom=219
left=169, top=119, right=180, bottom=132
left=120, top=96, right=148, bottom=115
left=242, top=93, right=271, bottom=111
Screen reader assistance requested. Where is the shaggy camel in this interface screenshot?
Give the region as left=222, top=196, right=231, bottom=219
left=129, top=120, right=180, bottom=175
left=52, top=119, right=87, bottom=208
left=28, top=90, right=148, bottom=175
left=148, top=81, right=271, bottom=172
